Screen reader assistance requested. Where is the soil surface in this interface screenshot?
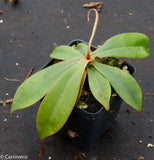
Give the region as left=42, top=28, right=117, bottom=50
left=77, top=87, right=103, bottom=113
left=0, top=0, right=153, bottom=160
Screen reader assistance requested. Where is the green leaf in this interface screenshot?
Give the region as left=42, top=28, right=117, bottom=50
left=91, top=33, right=150, bottom=59
left=50, top=45, right=84, bottom=60
left=87, top=66, right=111, bottom=111
left=36, top=58, right=89, bottom=140
left=76, top=43, right=89, bottom=56
left=93, top=61, right=142, bottom=111
left=11, top=57, right=82, bottom=113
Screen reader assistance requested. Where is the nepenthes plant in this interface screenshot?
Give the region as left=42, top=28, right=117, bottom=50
left=11, top=9, right=150, bottom=156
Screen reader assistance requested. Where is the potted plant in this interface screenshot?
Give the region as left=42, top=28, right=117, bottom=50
left=11, top=9, right=150, bottom=156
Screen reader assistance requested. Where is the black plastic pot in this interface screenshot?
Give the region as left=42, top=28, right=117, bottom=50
left=42, top=39, right=136, bottom=149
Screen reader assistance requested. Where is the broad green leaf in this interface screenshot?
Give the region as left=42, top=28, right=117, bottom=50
left=50, top=45, right=84, bottom=60
left=87, top=66, right=111, bottom=111
left=76, top=43, right=89, bottom=56
left=91, top=33, right=150, bottom=59
left=11, top=57, right=82, bottom=113
left=36, top=58, right=89, bottom=140
left=93, top=61, right=142, bottom=111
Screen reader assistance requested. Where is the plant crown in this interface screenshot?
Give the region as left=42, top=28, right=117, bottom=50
left=11, top=9, right=150, bottom=143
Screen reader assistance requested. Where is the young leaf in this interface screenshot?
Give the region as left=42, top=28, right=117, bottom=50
left=11, top=58, right=82, bottom=113
left=93, top=61, right=142, bottom=111
left=36, top=58, right=89, bottom=140
left=87, top=66, right=111, bottom=111
left=50, top=45, right=83, bottom=60
left=76, top=43, right=89, bottom=56
left=91, top=33, right=150, bottom=59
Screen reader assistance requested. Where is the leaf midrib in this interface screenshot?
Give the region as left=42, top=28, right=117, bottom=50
left=89, top=68, right=105, bottom=99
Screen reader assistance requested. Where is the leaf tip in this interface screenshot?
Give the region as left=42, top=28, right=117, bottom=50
left=137, top=111, right=140, bottom=116
left=105, top=105, right=110, bottom=111
left=10, top=101, right=17, bottom=113
left=10, top=112, right=13, bottom=117
left=10, top=106, right=15, bottom=114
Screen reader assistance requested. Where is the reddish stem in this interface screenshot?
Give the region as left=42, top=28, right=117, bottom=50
left=86, top=9, right=99, bottom=60
left=137, top=111, right=140, bottom=116
left=37, top=140, right=44, bottom=157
